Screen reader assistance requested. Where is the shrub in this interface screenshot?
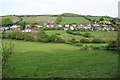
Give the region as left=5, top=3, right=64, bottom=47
left=50, top=34, right=65, bottom=43
left=83, top=33, right=91, bottom=37
left=37, top=29, right=49, bottom=42
left=92, top=38, right=105, bottom=43
left=23, top=32, right=33, bottom=41
left=80, top=38, right=90, bottom=43
left=70, top=38, right=78, bottom=43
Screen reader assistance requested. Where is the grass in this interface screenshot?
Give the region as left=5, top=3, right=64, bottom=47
left=60, top=17, right=90, bottom=24
left=3, top=39, right=118, bottom=78
left=45, top=30, right=117, bottom=41
left=45, top=30, right=71, bottom=35
left=86, top=16, right=112, bottom=21
left=22, top=16, right=57, bottom=24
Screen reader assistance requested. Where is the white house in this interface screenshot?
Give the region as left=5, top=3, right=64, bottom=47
left=22, top=29, right=32, bottom=32
left=37, top=25, right=43, bottom=28
left=46, top=25, right=50, bottom=27
left=64, top=28, right=69, bottom=30
left=93, top=24, right=100, bottom=27
left=100, top=21, right=111, bottom=24
left=25, top=25, right=31, bottom=28
left=58, top=24, right=62, bottom=27
left=78, top=24, right=84, bottom=28
left=70, top=27, right=74, bottom=30
left=65, top=24, right=70, bottom=27
left=10, top=25, right=20, bottom=30
left=50, top=24, right=54, bottom=27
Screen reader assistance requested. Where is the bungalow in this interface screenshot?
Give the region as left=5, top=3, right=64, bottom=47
left=22, top=29, right=32, bottom=32
left=96, top=27, right=105, bottom=31
left=93, top=24, right=100, bottom=27
left=78, top=24, right=84, bottom=28
left=100, top=21, right=111, bottom=24
left=10, top=25, right=20, bottom=30
left=70, top=27, right=74, bottom=30
left=0, top=27, right=10, bottom=31
left=46, top=25, right=50, bottom=27
left=83, top=26, right=91, bottom=29
left=65, top=24, right=70, bottom=27
left=104, top=27, right=110, bottom=31
left=64, top=28, right=69, bottom=31
left=58, top=24, right=62, bottom=27
left=50, top=24, right=54, bottom=27
left=37, top=25, right=43, bottom=28
left=25, top=25, right=31, bottom=28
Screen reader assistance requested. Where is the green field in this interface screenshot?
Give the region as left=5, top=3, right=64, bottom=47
left=21, top=16, right=57, bottom=24
left=45, top=30, right=70, bottom=35
left=45, top=30, right=117, bottom=40
left=3, top=39, right=118, bottom=78
left=60, top=17, right=90, bottom=24
left=86, top=16, right=112, bottom=21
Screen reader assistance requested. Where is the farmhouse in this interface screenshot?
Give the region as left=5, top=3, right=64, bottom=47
left=25, top=25, right=31, bottom=28
left=100, top=21, right=111, bottom=24
left=93, top=24, right=100, bottom=27
left=37, top=25, right=43, bottom=28
left=22, top=29, right=32, bottom=32
left=70, top=27, right=74, bottom=30
left=65, top=24, right=70, bottom=27
left=58, top=24, right=62, bottom=27
left=10, top=25, right=20, bottom=30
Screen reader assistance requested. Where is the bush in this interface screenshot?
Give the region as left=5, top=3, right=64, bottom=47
left=83, top=33, right=91, bottom=37
left=37, top=29, right=49, bottom=42
left=80, top=38, right=90, bottom=43
left=70, top=38, right=78, bottom=43
left=49, top=34, right=65, bottom=43
left=23, top=32, right=32, bottom=41
left=92, top=38, right=105, bottom=43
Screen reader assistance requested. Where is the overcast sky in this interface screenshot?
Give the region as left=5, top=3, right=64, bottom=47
left=0, top=0, right=119, bottom=17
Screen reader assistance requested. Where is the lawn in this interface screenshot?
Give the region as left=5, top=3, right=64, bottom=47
left=45, top=30, right=70, bottom=35
left=81, top=31, right=118, bottom=40
left=3, top=39, right=118, bottom=78
left=86, top=16, right=113, bottom=21
left=45, top=30, right=117, bottom=41
left=60, top=17, right=90, bottom=24
left=21, top=16, right=57, bottom=24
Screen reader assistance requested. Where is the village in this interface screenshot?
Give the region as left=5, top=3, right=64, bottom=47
left=0, top=20, right=116, bottom=32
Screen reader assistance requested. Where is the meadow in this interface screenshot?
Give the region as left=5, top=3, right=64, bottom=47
left=3, top=39, right=118, bottom=78
left=45, top=30, right=118, bottom=40
left=60, top=17, right=90, bottom=24
left=86, top=16, right=113, bottom=21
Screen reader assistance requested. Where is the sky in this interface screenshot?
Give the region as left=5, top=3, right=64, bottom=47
left=0, top=0, right=120, bottom=17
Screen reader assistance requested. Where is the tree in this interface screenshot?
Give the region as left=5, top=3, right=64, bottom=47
left=100, top=17, right=104, bottom=21
left=83, top=33, right=91, bottom=37
left=56, top=16, right=62, bottom=22
left=2, top=18, right=13, bottom=26
left=2, top=42, right=16, bottom=78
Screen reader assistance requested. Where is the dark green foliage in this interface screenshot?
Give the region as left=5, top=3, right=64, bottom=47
left=2, top=18, right=13, bottom=26
left=70, top=38, right=78, bottom=43
left=56, top=16, right=62, bottom=22
left=37, top=29, right=49, bottom=42
left=2, top=42, right=16, bottom=78
left=49, top=34, right=64, bottom=43
left=100, top=17, right=104, bottom=21
left=83, top=33, right=91, bottom=37
left=80, top=38, right=90, bottom=43
left=92, top=38, right=105, bottom=43
left=106, top=41, right=117, bottom=50
left=66, top=30, right=83, bottom=35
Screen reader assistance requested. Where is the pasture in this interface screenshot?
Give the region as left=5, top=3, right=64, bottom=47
left=45, top=30, right=117, bottom=40
left=3, top=39, right=118, bottom=78
left=86, top=16, right=113, bottom=21
left=60, top=17, right=90, bottom=24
